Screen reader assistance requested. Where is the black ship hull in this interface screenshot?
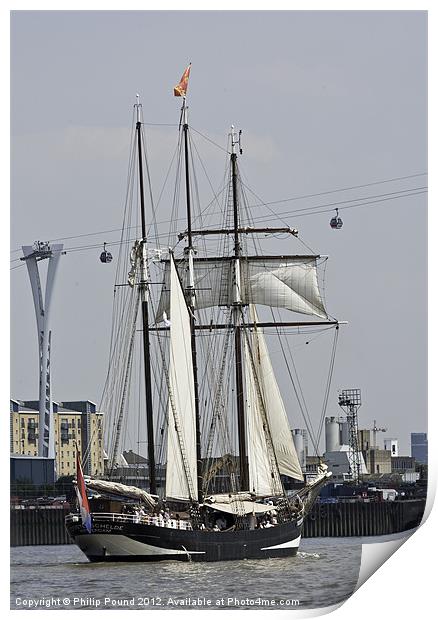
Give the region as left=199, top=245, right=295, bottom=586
left=65, top=515, right=303, bottom=562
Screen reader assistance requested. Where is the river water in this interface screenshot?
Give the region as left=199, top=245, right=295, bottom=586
left=10, top=538, right=361, bottom=611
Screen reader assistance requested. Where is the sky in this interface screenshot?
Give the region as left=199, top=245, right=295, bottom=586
left=10, top=10, right=427, bottom=456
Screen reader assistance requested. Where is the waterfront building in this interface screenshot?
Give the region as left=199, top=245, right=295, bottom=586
left=391, top=455, right=416, bottom=473
left=107, top=450, right=159, bottom=490
left=362, top=448, right=392, bottom=475
left=411, top=432, right=428, bottom=465
left=323, top=446, right=368, bottom=481
left=390, top=455, right=419, bottom=482
left=123, top=449, right=148, bottom=468
left=10, top=455, right=56, bottom=485
left=10, top=399, right=104, bottom=478
left=384, top=438, right=399, bottom=456
left=305, top=455, right=320, bottom=474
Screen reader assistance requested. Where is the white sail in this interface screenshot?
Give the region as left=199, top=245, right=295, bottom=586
left=244, top=259, right=326, bottom=317
left=245, top=332, right=282, bottom=496
left=165, top=255, right=198, bottom=502
left=245, top=305, right=304, bottom=496
left=157, top=256, right=327, bottom=320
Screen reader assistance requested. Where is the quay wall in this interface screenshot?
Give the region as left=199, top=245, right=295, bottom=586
left=10, top=500, right=425, bottom=546
left=302, top=499, right=424, bottom=537
left=11, top=507, right=72, bottom=546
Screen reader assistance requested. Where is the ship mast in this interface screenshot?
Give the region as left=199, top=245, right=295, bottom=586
left=135, top=97, right=156, bottom=495
left=181, top=100, right=203, bottom=502
left=230, top=126, right=249, bottom=491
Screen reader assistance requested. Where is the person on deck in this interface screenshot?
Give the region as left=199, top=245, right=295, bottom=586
left=216, top=516, right=227, bottom=530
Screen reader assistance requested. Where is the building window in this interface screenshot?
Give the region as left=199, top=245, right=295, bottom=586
left=27, top=418, right=37, bottom=444
left=60, top=418, right=69, bottom=444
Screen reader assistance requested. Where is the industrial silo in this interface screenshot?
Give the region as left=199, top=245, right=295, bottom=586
left=292, top=429, right=306, bottom=468
left=325, top=417, right=340, bottom=452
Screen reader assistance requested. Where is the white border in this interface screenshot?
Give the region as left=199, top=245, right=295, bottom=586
left=4, top=3, right=434, bottom=619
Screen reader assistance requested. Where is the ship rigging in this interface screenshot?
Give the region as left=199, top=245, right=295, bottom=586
left=67, top=68, right=340, bottom=562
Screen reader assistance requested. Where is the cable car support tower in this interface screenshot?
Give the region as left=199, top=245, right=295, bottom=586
left=21, top=241, right=64, bottom=460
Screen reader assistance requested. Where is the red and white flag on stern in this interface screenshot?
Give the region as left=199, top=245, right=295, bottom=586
left=75, top=450, right=92, bottom=533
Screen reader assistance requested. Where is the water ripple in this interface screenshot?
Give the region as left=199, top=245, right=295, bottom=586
left=10, top=539, right=361, bottom=610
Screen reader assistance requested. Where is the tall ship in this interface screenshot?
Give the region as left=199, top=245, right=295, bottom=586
left=66, top=66, right=339, bottom=562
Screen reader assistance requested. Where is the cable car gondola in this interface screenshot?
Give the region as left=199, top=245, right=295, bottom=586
left=100, top=242, right=113, bottom=264
left=330, top=208, right=343, bottom=229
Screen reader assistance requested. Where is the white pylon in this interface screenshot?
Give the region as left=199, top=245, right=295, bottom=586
left=21, top=241, right=64, bottom=460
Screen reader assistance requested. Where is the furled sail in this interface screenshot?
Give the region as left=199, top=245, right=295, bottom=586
left=244, top=305, right=304, bottom=496
left=157, top=255, right=327, bottom=320
left=165, top=255, right=198, bottom=502
left=202, top=492, right=276, bottom=515
left=83, top=478, right=157, bottom=509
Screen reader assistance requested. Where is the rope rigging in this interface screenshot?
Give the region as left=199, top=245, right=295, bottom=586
left=236, top=164, right=339, bottom=464
left=316, top=325, right=340, bottom=453
left=10, top=169, right=427, bottom=265
left=19, top=110, right=416, bottom=501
